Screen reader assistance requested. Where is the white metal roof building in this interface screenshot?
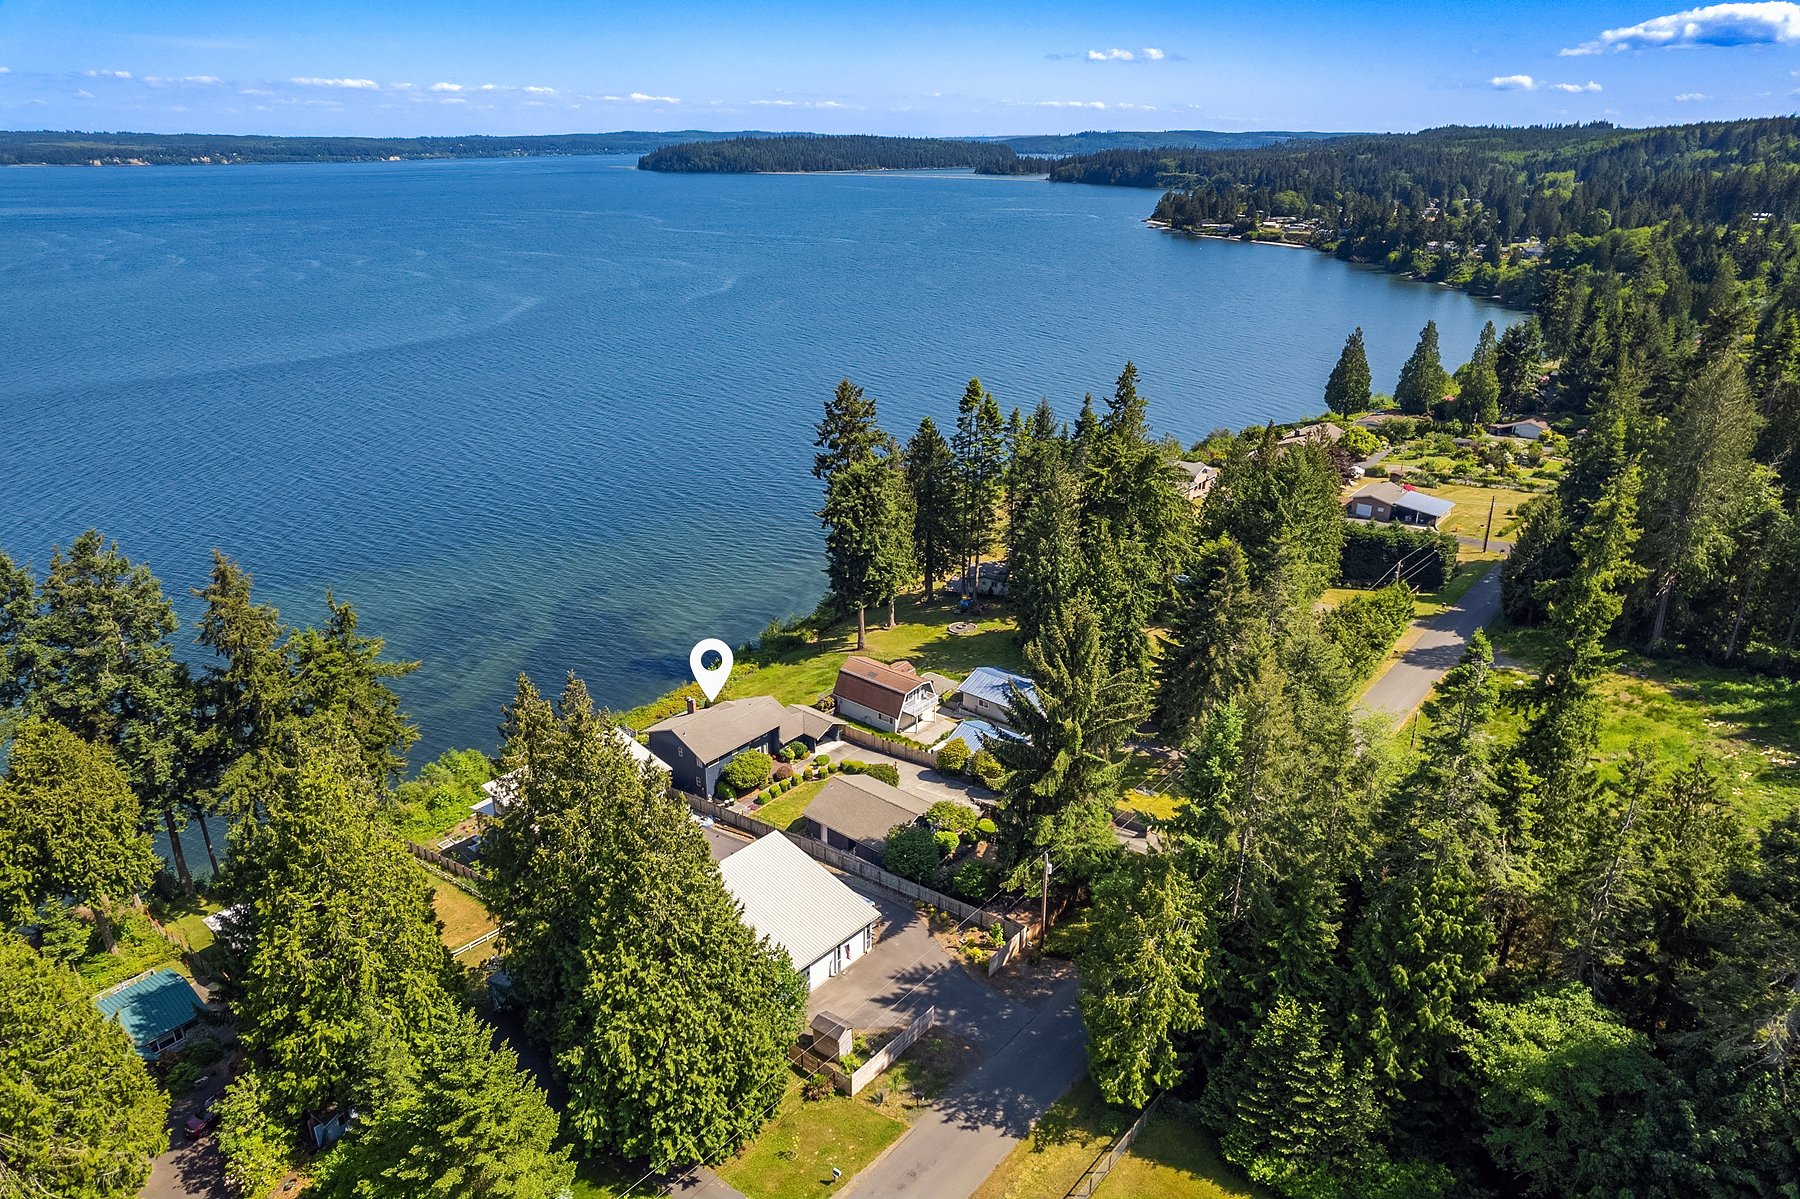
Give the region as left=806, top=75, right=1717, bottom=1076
left=717, top=832, right=880, bottom=990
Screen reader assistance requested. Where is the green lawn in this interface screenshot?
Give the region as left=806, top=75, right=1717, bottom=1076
left=716, top=1079, right=907, bottom=1199
left=77, top=908, right=181, bottom=994
left=568, top=1155, right=640, bottom=1199
left=751, top=778, right=827, bottom=833
left=1421, top=483, right=1538, bottom=541
left=622, top=595, right=1025, bottom=728
left=973, top=1078, right=1263, bottom=1199
left=1488, top=634, right=1800, bottom=825
left=431, top=880, right=499, bottom=954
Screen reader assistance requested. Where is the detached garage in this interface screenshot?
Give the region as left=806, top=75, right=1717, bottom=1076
left=718, top=832, right=881, bottom=991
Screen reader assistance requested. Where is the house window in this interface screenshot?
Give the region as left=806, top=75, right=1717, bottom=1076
left=1352, top=502, right=1371, bottom=517
left=862, top=927, right=873, bottom=953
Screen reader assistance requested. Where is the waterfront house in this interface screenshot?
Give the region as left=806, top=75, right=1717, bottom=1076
left=1346, top=480, right=1456, bottom=529
left=94, top=969, right=205, bottom=1058
left=956, top=666, right=1039, bottom=725
left=1491, top=418, right=1551, bottom=440
left=832, top=656, right=940, bottom=735
left=1169, top=459, right=1220, bottom=502
left=803, top=774, right=930, bottom=863
left=717, top=832, right=881, bottom=990
left=646, top=695, right=790, bottom=797
left=1277, top=421, right=1347, bottom=449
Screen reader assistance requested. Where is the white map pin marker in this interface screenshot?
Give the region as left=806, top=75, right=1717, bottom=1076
left=689, top=638, right=734, bottom=703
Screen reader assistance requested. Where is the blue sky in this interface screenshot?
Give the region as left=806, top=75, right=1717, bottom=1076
left=3, top=0, right=1800, bottom=137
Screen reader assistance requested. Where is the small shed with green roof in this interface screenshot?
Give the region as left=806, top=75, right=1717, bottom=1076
left=93, top=968, right=204, bottom=1057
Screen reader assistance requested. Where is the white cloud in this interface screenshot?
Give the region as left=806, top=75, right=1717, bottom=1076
left=182, top=75, right=222, bottom=85
left=1087, top=48, right=1135, bottom=61
left=241, top=88, right=274, bottom=96
left=525, top=85, right=556, bottom=94
left=480, top=83, right=499, bottom=91
left=1675, top=90, right=1712, bottom=99
left=291, top=76, right=379, bottom=89
left=629, top=91, right=680, bottom=103
left=390, top=81, right=415, bottom=90
left=1038, top=99, right=1109, bottom=108
left=430, top=81, right=463, bottom=92
left=1490, top=75, right=1601, bottom=92
left=86, top=69, right=133, bottom=79
left=0, top=67, right=10, bottom=74
left=75, top=89, right=93, bottom=97
left=1563, top=2, right=1800, bottom=54
left=747, top=98, right=797, bottom=106
left=439, top=96, right=467, bottom=104
left=1142, top=47, right=1166, bottom=60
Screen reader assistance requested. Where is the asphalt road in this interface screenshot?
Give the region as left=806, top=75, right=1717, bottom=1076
left=840, top=979, right=1087, bottom=1199
left=1359, top=562, right=1504, bottom=722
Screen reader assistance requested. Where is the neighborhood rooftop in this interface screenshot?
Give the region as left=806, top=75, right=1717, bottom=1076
left=717, top=832, right=880, bottom=974
left=93, top=968, right=203, bottom=1057
left=805, top=774, right=929, bottom=847
left=1351, top=479, right=1457, bottom=518
left=958, top=666, right=1038, bottom=710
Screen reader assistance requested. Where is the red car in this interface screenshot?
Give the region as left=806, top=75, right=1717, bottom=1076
left=184, top=1094, right=223, bottom=1139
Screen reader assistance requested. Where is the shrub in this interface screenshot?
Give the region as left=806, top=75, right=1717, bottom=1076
left=974, top=817, right=997, bottom=839
left=925, top=801, right=978, bottom=835
left=814, top=754, right=830, bottom=767
left=801, top=1074, right=834, bottom=1102
left=781, top=740, right=808, bottom=761
left=165, top=1057, right=203, bottom=1097
left=719, top=750, right=774, bottom=797
left=773, top=762, right=795, bottom=782
left=184, top=1036, right=224, bottom=1069
left=1323, top=583, right=1417, bottom=679
left=968, top=750, right=1003, bottom=789
left=952, top=859, right=1001, bottom=901
left=933, top=830, right=962, bottom=857
left=934, top=739, right=970, bottom=775
left=863, top=763, right=901, bottom=787
left=885, top=824, right=944, bottom=884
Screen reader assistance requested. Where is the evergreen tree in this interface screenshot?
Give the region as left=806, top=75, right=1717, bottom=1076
left=1495, top=318, right=1543, bottom=413
left=480, top=676, right=806, bottom=1171
left=319, top=1005, right=575, bottom=1199
left=0, top=718, right=156, bottom=948
left=1451, top=321, right=1501, bottom=429
left=812, top=377, right=884, bottom=485
left=1155, top=537, right=1265, bottom=745
left=1078, top=853, right=1208, bottom=1108
left=952, top=379, right=1006, bottom=593
left=282, top=595, right=420, bottom=786
left=1323, top=327, right=1373, bottom=417
left=821, top=452, right=913, bottom=648
left=1394, top=321, right=1449, bottom=416
left=218, top=738, right=458, bottom=1121
left=1006, top=451, right=1086, bottom=646
left=0, top=936, right=168, bottom=1198
left=988, top=600, right=1144, bottom=885
left=0, top=548, right=34, bottom=711
left=903, top=416, right=958, bottom=599
left=1640, top=351, right=1764, bottom=647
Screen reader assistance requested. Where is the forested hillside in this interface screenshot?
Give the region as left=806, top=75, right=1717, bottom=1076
left=0, top=128, right=769, bottom=165
left=638, top=134, right=1051, bottom=174
left=990, top=128, right=1350, bottom=155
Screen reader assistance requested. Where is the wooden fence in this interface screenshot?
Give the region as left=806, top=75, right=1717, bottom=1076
left=406, top=840, right=479, bottom=881
left=683, top=792, right=1027, bottom=976
left=1064, top=1094, right=1164, bottom=1199
left=789, top=1006, right=938, bottom=1096
left=839, top=725, right=941, bottom=768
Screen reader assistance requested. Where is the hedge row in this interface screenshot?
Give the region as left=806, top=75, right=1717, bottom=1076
left=1340, top=522, right=1457, bottom=590
left=1323, top=583, right=1417, bottom=679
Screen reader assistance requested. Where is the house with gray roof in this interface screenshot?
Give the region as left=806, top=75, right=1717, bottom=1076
left=717, top=832, right=880, bottom=990
left=803, top=773, right=930, bottom=863
left=646, top=695, right=790, bottom=797
left=94, top=968, right=205, bottom=1058
left=1345, top=480, right=1456, bottom=529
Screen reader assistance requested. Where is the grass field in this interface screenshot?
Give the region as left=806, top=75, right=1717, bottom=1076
left=1419, top=483, right=1538, bottom=541
left=622, top=595, right=1025, bottom=728
left=1488, top=633, right=1800, bottom=825
left=568, top=1155, right=638, bottom=1199
left=972, top=1078, right=1262, bottom=1199
left=716, top=1078, right=907, bottom=1199
left=430, top=880, right=498, bottom=953
left=751, top=777, right=827, bottom=833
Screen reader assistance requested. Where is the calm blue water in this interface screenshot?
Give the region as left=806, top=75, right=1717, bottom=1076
left=0, top=155, right=1514, bottom=762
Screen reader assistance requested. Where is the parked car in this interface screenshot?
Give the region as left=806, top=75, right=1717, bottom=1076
left=185, top=1093, right=224, bottom=1139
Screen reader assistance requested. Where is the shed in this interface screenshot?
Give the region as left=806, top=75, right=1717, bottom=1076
left=93, top=969, right=204, bottom=1058
left=717, top=832, right=880, bottom=990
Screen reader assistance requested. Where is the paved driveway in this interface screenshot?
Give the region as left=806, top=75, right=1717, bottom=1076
left=817, top=741, right=997, bottom=812
left=839, top=979, right=1087, bottom=1199
left=1360, top=562, right=1503, bottom=721
left=139, top=1076, right=229, bottom=1199
left=808, top=886, right=1033, bottom=1055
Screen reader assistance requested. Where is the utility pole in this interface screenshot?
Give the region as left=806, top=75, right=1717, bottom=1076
left=1482, top=495, right=1496, bottom=553
left=1038, top=853, right=1054, bottom=961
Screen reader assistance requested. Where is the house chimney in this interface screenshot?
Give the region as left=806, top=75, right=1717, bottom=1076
left=686, top=696, right=698, bottom=715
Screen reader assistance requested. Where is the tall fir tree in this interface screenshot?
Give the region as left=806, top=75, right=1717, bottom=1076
left=821, top=452, right=914, bottom=647
left=903, top=416, right=958, bottom=600
left=1494, top=318, right=1543, bottom=414
left=1323, top=327, right=1373, bottom=417
left=812, top=376, right=884, bottom=485
left=1451, top=321, right=1501, bottom=429
left=1394, top=320, right=1449, bottom=416
left=1155, top=536, right=1265, bottom=745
